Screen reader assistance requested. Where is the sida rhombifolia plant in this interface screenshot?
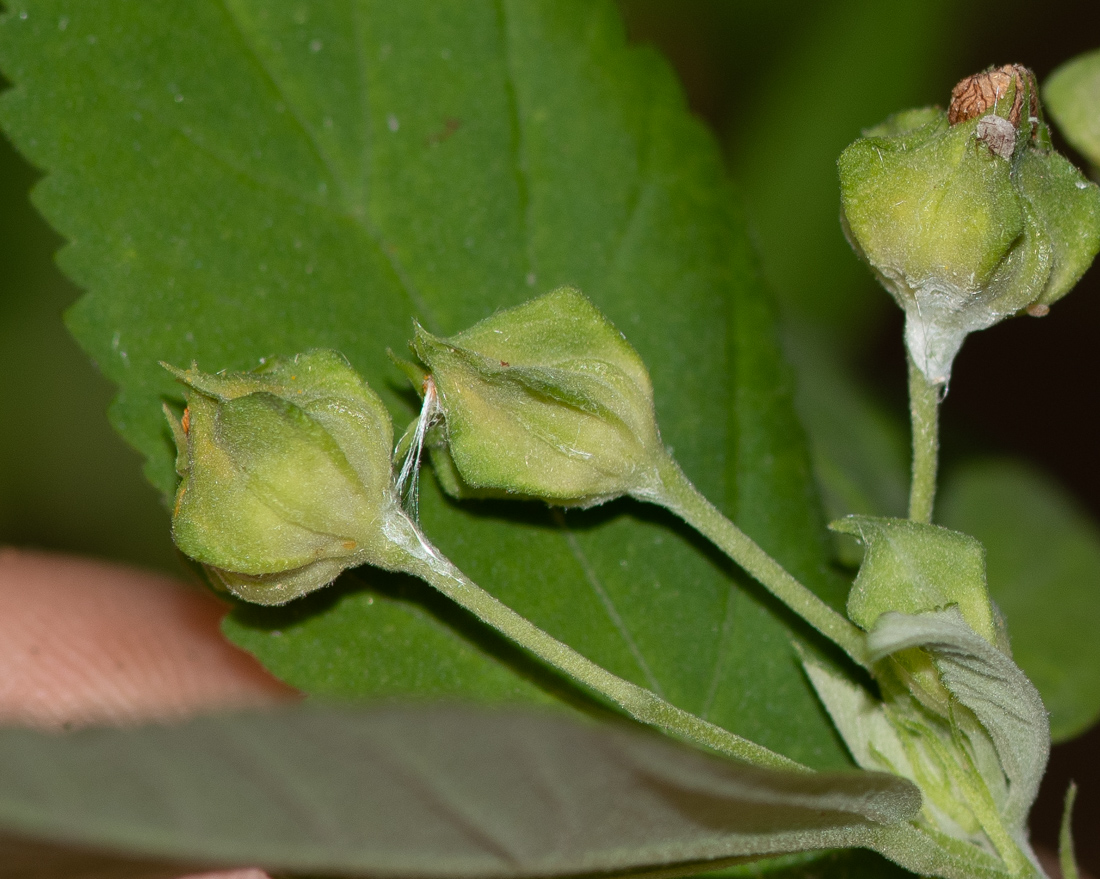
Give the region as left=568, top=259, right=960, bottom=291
left=3, top=3, right=1100, bottom=876
left=153, top=65, right=1100, bottom=878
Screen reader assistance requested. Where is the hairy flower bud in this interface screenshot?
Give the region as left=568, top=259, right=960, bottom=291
left=410, top=288, right=665, bottom=507
left=840, top=64, right=1100, bottom=385
left=805, top=517, right=1050, bottom=874
left=831, top=516, right=1000, bottom=647
left=164, top=350, right=408, bottom=605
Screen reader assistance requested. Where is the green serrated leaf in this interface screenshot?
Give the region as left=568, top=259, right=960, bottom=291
left=939, top=460, right=1100, bottom=742
left=0, top=706, right=920, bottom=878
left=0, top=0, right=848, bottom=767
left=0, top=131, right=180, bottom=573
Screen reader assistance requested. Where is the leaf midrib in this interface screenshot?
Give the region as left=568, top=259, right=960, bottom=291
left=496, top=0, right=535, bottom=289
left=215, top=0, right=436, bottom=329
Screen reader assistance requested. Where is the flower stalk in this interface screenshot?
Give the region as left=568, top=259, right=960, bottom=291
left=907, top=355, right=941, bottom=524
left=388, top=513, right=803, bottom=770
left=401, top=278, right=1070, bottom=877
left=407, top=288, right=869, bottom=665
left=644, top=453, right=869, bottom=667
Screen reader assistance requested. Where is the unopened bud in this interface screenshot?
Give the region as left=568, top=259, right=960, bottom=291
left=164, top=350, right=407, bottom=605
left=410, top=288, right=665, bottom=507
left=832, top=516, right=999, bottom=647
left=840, top=65, right=1100, bottom=385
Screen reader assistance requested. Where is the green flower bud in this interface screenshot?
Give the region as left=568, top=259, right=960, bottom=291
left=805, top=516, right=1051, bottom=874
left=816, top=516, right=1049, bottom=871
left=409, top=287, right=665, bottom=507
left=164, top=350, right=409, bottom=605
left=1045, top=48, right=1100, bottom=171
left=832, top=516, right=1000, bottom=648
left=840, top=64, right=1100, bottom=385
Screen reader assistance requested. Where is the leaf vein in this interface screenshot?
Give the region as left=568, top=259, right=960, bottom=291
left=196, top=0, right=438, bottom=330
left=350, top=0, right=436, bottom=328
left=552, top=511, right=664, bottom=697
left=156, top=115, right=329, bottom=211
left=215, top=0, right=351, bottom=210
left=702, top=582, right=739, bottom=721
left=496, top=0, right=536, bottom=288
left=371, top=739, right=524, bottom=865
left=351, top=0, right=372, bottom=218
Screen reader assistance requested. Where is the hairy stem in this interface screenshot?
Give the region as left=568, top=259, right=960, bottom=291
left=1061, top=784, right=1080, bottom=879
left=387, top=514, right=804, bottom=771
left=644, top=455, right=868, bottom=668
left=907, top=356, right=941, bottom=524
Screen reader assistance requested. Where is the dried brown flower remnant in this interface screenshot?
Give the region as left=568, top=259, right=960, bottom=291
left=948, top=64, right=1038, bottom=128
left=840, top=61, right=1100, bottom=384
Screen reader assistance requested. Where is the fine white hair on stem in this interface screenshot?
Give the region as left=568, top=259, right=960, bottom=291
left=395, top=375, right=442, bottom=522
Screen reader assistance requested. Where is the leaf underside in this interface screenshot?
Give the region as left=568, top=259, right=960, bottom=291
left=0, top=0, right=849, bottom=769
left=0, top=705, right=920, bottom=879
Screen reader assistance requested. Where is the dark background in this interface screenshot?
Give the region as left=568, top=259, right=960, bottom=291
left=1, top=1, right=1098, bottom=873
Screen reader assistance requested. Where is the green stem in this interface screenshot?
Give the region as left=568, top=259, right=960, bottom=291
left=642, top=455, right=869, bottom=668
left=907, top=356, right=941, bottom=524
left=387, top=514, right=804, bottom=771
left=1061, top=783, right=1080, bottom=879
